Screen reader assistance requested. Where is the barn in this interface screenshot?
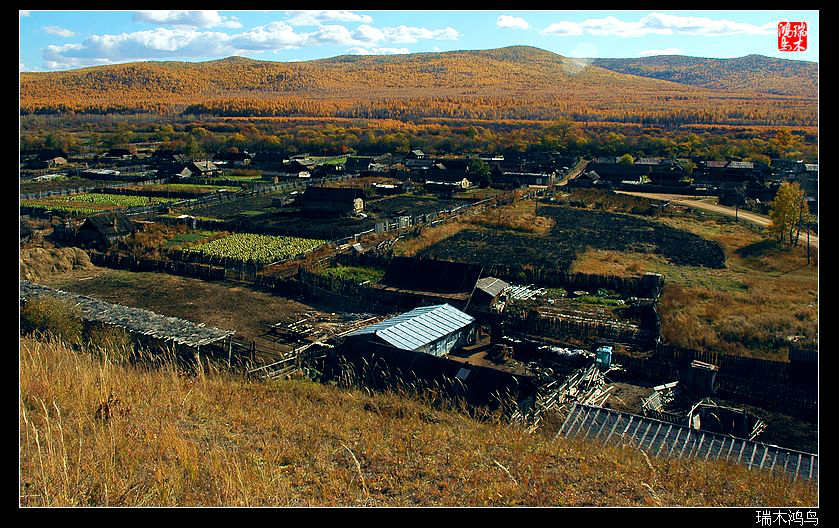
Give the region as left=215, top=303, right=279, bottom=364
left=77, top=212, right=136, bottom=247
left=345, top=303, right=476, bottom=357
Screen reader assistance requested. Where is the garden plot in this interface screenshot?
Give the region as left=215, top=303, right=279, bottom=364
left=182, top=233, right=326, bottom=265
left=420, top=205, right=725, bottom=272
left=21, top=193, right=180, bottom=215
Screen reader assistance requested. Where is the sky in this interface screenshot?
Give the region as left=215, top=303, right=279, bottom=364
left=19, top=10, right=819, bottom=72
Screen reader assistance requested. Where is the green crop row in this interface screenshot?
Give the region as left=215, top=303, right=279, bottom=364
left=183, top=233, right=326, bottom=264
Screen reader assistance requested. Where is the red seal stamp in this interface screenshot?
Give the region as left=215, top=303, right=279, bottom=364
left=778, top=22, right=807, bottom=52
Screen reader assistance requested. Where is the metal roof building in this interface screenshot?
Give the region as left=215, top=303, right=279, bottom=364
left=559, top=403, right=818, bottom=482
left=346, top=303, right=475, bottom=356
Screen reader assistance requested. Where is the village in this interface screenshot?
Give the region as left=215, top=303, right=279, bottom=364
left=20, top=143, right=818, bottom=484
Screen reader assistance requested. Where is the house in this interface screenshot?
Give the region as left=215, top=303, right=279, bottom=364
left=405, top=158, right=434, bottom=172
left=408, top=149, right=428, bottom=160
left=24, top=149, right=68, bottom=169
left=345, top=156, right=374, bottom=173
left=493, top=171, right=555, bottom=188
left=179, top=160, right=221, bottom=179
left=300, top=186, right=365, bottom=216
left=566, top=170, right=601, bottom=188
left=425, top=180, right=468, bottom=195
left=694, top=160, right=766, bottom=187
left=345, top=303, right=476, bottom=357
left=77, top=212, right=136, bottom=247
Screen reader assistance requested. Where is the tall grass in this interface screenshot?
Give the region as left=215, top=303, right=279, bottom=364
left=20, top=336, right=817, bottom=506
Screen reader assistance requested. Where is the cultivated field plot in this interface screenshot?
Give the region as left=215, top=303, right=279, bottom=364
left=182, top=233, right=326, bottom=264
left=21, top=193, right=180, bottom=215
left=114, top=183, right=241, bottom=197
left=366, top=195, right=478, bottom=217
left=20, top=177, right=124, bottom=194
left=420, top=205, right=725, bottom=271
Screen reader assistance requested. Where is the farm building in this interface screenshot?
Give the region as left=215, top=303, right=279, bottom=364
left=345, top=303, right=476, bottom=357
left=566, top=170, right=601, bottom=188
left=345, top=156, right=374, bottom=173
left=301, top=186, right=365, bottom=216
left=77, top=212, right=136, bottom=247
left=103, top=148, right=134, bottom=160
left=471, top=277, right=509, bottom=309
left=408, top=149, right=428, bottom=160
left=182, top=160, right=221, bottom=178
left=213, top=150, right=252, bottom=167
left=335, top=336, right=538, bottom=410
left=694, top=160, right=768, bottom=187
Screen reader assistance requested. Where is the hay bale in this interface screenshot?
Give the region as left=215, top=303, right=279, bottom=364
left=20, top=247, right=94, bottom=282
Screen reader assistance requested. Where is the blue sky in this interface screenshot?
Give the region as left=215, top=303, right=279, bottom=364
left=19, top=10, right=819, bottom=72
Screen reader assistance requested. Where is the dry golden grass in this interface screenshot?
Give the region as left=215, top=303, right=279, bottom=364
left=20, top=336, right=817, bottom=506
left=571, top=213, right=818, bottom=360
left=19, top=247, right=94, bottom=283
left=465, top=201, right=555, bottom=236
left=393, top=221, right=468, bottom=257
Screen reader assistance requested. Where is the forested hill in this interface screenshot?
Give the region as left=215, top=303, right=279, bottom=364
left=591, top=55, right=818, bottom=98
left=19, top=46, right=817, bottom=126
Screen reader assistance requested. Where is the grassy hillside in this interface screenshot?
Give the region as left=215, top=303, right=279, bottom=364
left=19, top=46, right=816, bottom=126
left=592, top=55, right=818, bottom=97
left=19, top=336, right=816, bottom=506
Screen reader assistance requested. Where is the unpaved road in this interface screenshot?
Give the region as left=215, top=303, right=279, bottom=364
left=616, top=191, right=818, bottom=249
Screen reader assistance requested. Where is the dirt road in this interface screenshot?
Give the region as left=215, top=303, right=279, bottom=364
left=616, top=191, right=818, bottom=249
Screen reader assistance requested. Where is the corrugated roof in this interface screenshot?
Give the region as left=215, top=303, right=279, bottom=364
left=347, top=303, right=475, bottom=351
left=476, top=277, right=509, bottom=298
left=559, top=404, right=818, bottom=482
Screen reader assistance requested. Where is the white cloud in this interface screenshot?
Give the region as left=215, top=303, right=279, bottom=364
left=639, top=47, right=685, bottom=56
left=43, top=28, right=236, bottom=69
left=285, top=10, right=373, bottom=27
left=39, top=20, right=461, bottom=69
left=497, top=15, right=529, bottom=30
left=230, top=21, right=311, bottom=50
left=43, top=26, right=76, bottom=38
left=542, top=21, right=584, bottom=37
left=345, top=47, right=410, bottom=55
left=133, top=11, right=242, bottom=29
left=543, top=12, right=777, bottom=38
left=377, top=25, right=459, bottom=44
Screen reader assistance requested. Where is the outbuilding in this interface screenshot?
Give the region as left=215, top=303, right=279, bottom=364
left=345, top=303, right=476, bottom=357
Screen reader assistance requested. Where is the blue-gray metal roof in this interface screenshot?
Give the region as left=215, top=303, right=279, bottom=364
left=346, top=303, right=475, bottom=351
left=559, top=403, right=818, bottom=482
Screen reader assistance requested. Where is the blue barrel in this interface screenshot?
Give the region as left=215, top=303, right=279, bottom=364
left=595, top=346, right=613, bottom=371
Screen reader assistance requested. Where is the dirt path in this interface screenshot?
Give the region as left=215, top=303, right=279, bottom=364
left=556, top=159, right=588, bottom=186
left=616, top=191, right=818, bottom=249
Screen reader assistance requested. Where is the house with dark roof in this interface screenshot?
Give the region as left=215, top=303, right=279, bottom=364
left=77, top=212, right=136, bottom=247
left=300, top=186, right=365, bottom=216
left=345, top=156, right=374, bottom=173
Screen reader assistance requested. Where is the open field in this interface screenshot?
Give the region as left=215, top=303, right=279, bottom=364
left=20, top=336, right=817, bottom=506
left=571, top=212, right=817, bottom=360
left=418, top=204, right=725, bottom=271
left=39, top=267, right=328, bottom=353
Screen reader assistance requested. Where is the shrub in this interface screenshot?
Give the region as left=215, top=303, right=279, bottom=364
left=20, top=296, right=84, bottom=345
